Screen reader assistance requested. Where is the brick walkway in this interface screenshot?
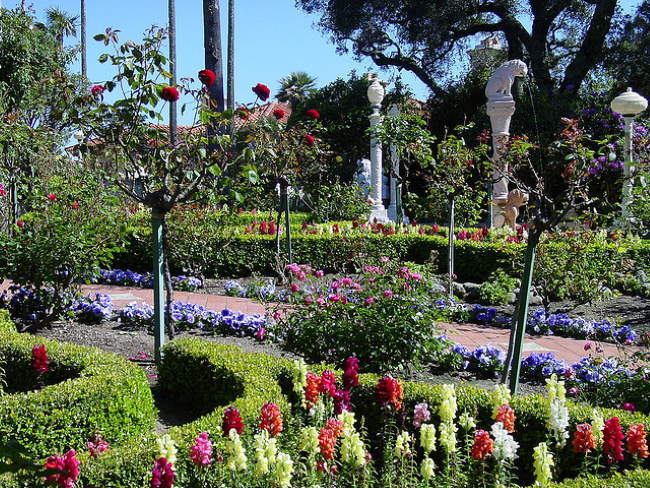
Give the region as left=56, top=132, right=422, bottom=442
left=2, top=282, right=633, bottom=364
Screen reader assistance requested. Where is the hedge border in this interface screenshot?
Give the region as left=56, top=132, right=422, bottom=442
left=114, top=232, right=650, bottom=283
left=4, top=336, right=649, bottom=487
left=0, top=310, right=156, bottom=459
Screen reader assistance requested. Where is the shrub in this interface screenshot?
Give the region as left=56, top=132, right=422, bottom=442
left=3, top=337, right=649, bottom=487
left=304, top=182, right=371, bottom=222
left=277, top=296, right=447, bottom=373
left=0, top=310, right=156, bottom=458
left=478, top=268, right=517, bottom=305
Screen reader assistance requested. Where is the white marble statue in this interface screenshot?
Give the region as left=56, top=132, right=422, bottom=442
left=355, top=158, right=371, bottom=198
left=485, top=60, right=528, bottom=101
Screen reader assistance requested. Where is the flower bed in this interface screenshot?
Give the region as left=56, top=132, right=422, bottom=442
left=4, top=338, right=648, bottom=487
left=91, top=268, right=203, bottom=292
left=0, top=310, right=156, bottom=458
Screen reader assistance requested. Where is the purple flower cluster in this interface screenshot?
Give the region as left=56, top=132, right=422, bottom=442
left=118, top=302, right=155, bottom=328
left=117, top=301, right=267, bottom=339
left=520, top=352, right=568, bottom=381
left=72, top=293, right=113, bottom=323
left=94, top=269, right=203, bottom=292
left=588, top=155, right=624, bottom=176
left=529, top=309, right=637, bottom=344
left=444, top=343, right=506, bottom=377
left=0, top=285, right=76, bottom=321
left=570, top=356, right=633, bottom=385
left=223, top=280, right=282, bottom=301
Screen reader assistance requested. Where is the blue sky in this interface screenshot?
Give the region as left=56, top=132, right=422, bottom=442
left=4, top=0, right=429, bottom=123
left=3, top=0, right=643, bottom=124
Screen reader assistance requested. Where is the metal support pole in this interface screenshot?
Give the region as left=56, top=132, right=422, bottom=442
left=284, top=188, right=292, bottom=264
left=507, top=241, right=537, bottom=394
left=152, top=209, right=166, bottom=362
left=447, top=197, right=455, bottom=299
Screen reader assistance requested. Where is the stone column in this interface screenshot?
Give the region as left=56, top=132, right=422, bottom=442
left=485, top=59, right=529, bottom=229
left=387, top=105, right=399, bottom=222
left=487, top=100, right=515, bottom=228
left=367, top=75, right=389, bottom=222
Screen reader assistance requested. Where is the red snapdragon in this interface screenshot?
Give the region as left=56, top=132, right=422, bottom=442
left=471, top=430, right=494, bottom=460
left=603, top=417, right=625, bottom=464
left=32, top=344, right=49, bottom=374
left=44, top=449, right=80, bottom=488
left=259, top=402, right=283, bottom=437
left=572, top=423, right=597, bottom=454
left=222, top=407, right=244, bottom=436
left=376, top=376, right=403, bottom=411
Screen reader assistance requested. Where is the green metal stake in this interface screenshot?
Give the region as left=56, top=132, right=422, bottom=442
left=507, top=241, right=537, bottom=394
left=152, top=208, right=166, bottom=362
left=395, top=179, right=403, bottom=224
left=284, top=188, right=292, bottom=264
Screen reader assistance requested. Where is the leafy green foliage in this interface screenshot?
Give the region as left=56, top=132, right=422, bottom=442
left=277, top=297, right=447, bottom=373
left=0, top=310, right=156, bottom=459
left=479, top=269, right=517, bottom=305
left=303, top=182, right=370, bottom=222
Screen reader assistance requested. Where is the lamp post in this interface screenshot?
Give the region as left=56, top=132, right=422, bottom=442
left=611, top=87, right=648, bottom=226
left=367, top=75, right=389, bottom=222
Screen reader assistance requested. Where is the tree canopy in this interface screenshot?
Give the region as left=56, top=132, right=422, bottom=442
left=296, top=0, right=622, bottom=97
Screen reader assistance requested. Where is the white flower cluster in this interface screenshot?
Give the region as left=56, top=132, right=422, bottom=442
left=491, top=422, right=519, bottom=462
left=546, top=374, right=569, bottom=447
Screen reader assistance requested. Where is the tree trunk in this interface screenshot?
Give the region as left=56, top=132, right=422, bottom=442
left=203, top=0, right=226, bottom=134
left=227, top=0, right=235, bottom=113
left=80, top=0, right=87, bottom=78
left=168, top=0, right=178, bottom=147
left=161, top=216, right=176, bottom=340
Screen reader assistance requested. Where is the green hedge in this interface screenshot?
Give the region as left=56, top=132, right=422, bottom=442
left=4, top=337, right=649, bottom=487
left=0, top=310, right=156, bottom=459
left=550, top=470, right=650, bottom=487
left=113, top=231, right=650, bottom=282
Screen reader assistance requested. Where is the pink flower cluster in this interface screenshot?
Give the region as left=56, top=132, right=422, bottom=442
left=87, top=434, right=109, bottom=458
left=413, top=402, right=431, bottom=428
left=243, top=220, right=277, bottom=235
left=189, top=432, right=213, bottom=467
left=44, top=449, right=80, bottom=488
left=151, top=457, right=175, bottom=488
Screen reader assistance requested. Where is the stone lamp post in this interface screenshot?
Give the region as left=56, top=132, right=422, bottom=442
left=367, top=74, right=389, bottom=222
left=610, top=87, right=648, bottom=225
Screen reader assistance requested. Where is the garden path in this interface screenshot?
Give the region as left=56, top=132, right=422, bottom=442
left=0, top=281, right=631, bottom=364
left=78, top=284, right=630, bottom=364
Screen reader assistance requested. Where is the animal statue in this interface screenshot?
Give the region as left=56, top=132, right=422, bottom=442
left=503, top=188, right=529, bottom=229
left=485, top=60, right=528, bottom=101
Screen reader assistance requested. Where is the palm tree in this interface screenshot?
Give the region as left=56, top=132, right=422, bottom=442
left=80, top=0, right=87, bottom=78
left=46, top=7, right=78, bottom=49
left=276, top=72, right=317, bottom=109
left=227, top=0, right=235, bottom=112
left=168, top=0, right=177, bottom=146
left=203, top=0, right=225, bottom=113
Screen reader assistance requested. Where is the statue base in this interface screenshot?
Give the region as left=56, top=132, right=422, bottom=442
left=369, top=201, right=389, bottom=223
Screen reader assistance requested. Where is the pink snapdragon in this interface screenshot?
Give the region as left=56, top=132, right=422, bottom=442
left=151, top=457, right=175, bottom=488
left=44, top=450, right=80, bottom=488
left=189, top=432, right=213, bottom=467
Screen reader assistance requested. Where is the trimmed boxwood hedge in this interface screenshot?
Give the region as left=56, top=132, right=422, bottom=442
left=113, top=231, right=650, bottom=282
left=3, top=336, right=649, bottom=487
left=0, top=310, right=156, bottom=459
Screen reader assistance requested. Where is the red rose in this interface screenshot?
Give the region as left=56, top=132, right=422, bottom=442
left=252, top=83, right=271, bottom=101
left=16, top=220, right=25, bottom=228
left=198, top=69, right=217, bottom=87
left=303, top=134, right=315, bottom=146
left=160, top=86, right=180, bottom=102
left=272, top=109, right=285, bottom=120
left=90, top=85, right=105, bottom=96
left=47, top=193, right=57, bottom=201
left=71, top=202, right=80, bottom=210
left=306, top=109, right=320, bottom=120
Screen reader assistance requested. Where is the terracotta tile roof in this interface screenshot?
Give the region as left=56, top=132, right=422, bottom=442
left=67, top=102, right=294, bottom=151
